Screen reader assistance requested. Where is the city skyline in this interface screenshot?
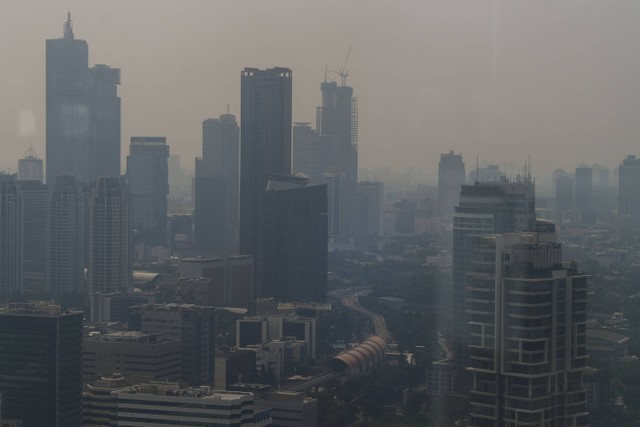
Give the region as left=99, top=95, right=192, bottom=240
left=2, top=2, right=640, bottom=177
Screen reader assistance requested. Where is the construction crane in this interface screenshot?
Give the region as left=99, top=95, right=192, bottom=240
left=328, top=46, right=351, bottom=86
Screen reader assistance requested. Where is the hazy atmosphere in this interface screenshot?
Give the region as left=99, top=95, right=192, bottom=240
left=2, top=0, right=640, bottom=177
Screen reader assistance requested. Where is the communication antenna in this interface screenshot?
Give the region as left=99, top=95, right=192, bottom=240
left=476, top=154, right=479, bottom=183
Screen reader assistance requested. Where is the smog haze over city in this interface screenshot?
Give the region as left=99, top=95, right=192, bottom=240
left=2, top=0, right=640, bottom=178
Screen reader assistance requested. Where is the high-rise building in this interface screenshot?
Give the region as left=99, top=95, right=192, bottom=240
left=574, top=166, right=593, bottom=223
left=240, top=67, right=292, bottom=261
left=0, top=174, right=22, bottom=302
left=47, top=175, right=85, bottom=295
left=135, top=303, right=216, bottom=386
left=467, top=231, right=589, bottom=426
left=452, top=178, right=536, bottom=391
left=323, top=173, right=346, bottom=240
left=18, top=180, right=48, bottom=287
left=0, top=301, right=83, bottom=427
left=619, top=155, right=640, bottom=226
left=316, top=80, right=358, bottom=236
left=260, top=175, right=327, bottom=301
left=126, top=137, right=169, bottom=246
left=357, top=181, right=384, bottom=237
left=553, top=171, right=574, bottom=225
left=195, top=114, right=240, bottom=255
left=292, top=122, right=341, bottom=185
left=18, top=147, right=44, bottom=183
left=89, top=176, right=132, bottom=294
left=437, top=151, right=465, bottom=220
left=46, top=13, right=120, bottom=184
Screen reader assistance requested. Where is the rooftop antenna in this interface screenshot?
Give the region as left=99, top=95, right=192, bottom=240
left=64, top=10, right=74, bottom=39
left=476, top=154, right=479, bottom=183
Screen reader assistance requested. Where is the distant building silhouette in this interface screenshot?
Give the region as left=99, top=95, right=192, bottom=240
left=18, top=179, right=48, bottom=287
left=47, top=175, right=86, bottom=295
left=239, top=67, right=292, bottom=296
left=323, top=173, right=346, bottom=240
left=46, top=13, right=120, bottom=184
left=0, top=174, right=22, bottom=302
left=437, top=151, right=465, bottom=220
left=260, top=175, right=327, bottom=302
left=574, top=166, right=594, bottom=223
left=619, top=155, right=640, bottom=226
left=89, top=176, right=132, bottom=294
left=357, top=181, right=384, bottom=237
left=316, top=81, right=358, bottom=236
left=126, top=137, right=169, bottom=247
left=292, top=122, right=341, bottom=185
left=195, top=114, right=240, bottom=255
left=0, top=301, right=83, bottom=426
left=18, top=147, right=44, bottom=183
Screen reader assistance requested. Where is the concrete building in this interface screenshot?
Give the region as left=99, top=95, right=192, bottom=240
left=46, top=13, right=120, bottom=184
left=239, top=67, right=292, bottom=280
left=619, top=155, right=640, bottom=226
left=83, top=381, right=272, bottom=427
left=89, top=176, right=132, bottom=294
left=135, top=303, right=216, bottom=386
left=178, top=255, right=254, bottom=308
left=323, top=173, right=346, bottom=240
left=47, top=175, right=86, bottom=295
left=316, top=80, right=358, bottom=237
left=17, top=180, right=48, bottom=287
left=83, top=331, right=181, bottom=385
left=17, top=147, right=43, bottom=183
left=466, top=232, right=589, bottom=427
left=357, top=181, right=384, bottom=237
left=292, top=123, right=341, bottom=186
left=0, top=302, right=83, bottom=426
left=260, top=175, right=327, bottom=301
left=215, top=349, right=257, bottom=390
left=574, top=166, right=594, bottom=223
left=452, top=178, right=536, bottom=391
left=255, top=390, right=318, bottom=427
left=195, top=114, right=240, bottom=255
left=236, top=316, right=318, bottom=360
left=0, top=174, right=22, bottom=302
left=437, top=151, right=465, bottom=220
left=126, top=137, right=169, bottom=247
left=89, top=291, right=156, bottom=324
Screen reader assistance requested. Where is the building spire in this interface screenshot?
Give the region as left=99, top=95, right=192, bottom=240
left=64, top=10, right=74, bottom=40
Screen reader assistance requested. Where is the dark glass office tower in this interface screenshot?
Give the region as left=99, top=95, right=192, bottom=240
left=261, top=175, right=328, bottom=301
left=195, top=114, right=240, bottom=255
left=239, top=67, right=292, bottom=295
left=437, top=151, right=466, bottom=220
left=126, top=137, right=169, bottom=246
left=452, top=178, right=536, bottom=392
left=0, top=302, right=83, bottom=427
left=46, top=13, right=120, bottom=184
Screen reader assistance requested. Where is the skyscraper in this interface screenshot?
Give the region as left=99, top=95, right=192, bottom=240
left=240, top=67, right=292, bottom=296
left=126, top=137, right=169, bottom=246
left=619, top=155, right=640, bottom=226
left=18, top=147, right=44, bottom=183
left=195, top=114, right=240, bottom=254
left=323, top=173, right=346, bottom=240
left=89, top=176, right=132, bottom=294
left=357, top=181, right=384, bottom=237
left=437, top=151, right=465, bottom=220
left=46, top=13, right=121, bottom=184
left=18, top=180, right=48, bottom=287
left=452, top=178, right=536, bottom=391
left=316, top=80, right=358, bottom=236
left=47, top=175, right=85, bottom=295
left=574, top=166, right=593, bottom=224
left=292, top=122, right=341, bottom=185
left=0, top=301, right=83, bottom=427
left=0, top=174, right=22, bottom=302
left=467, top=231, right=588, bottom=426
left=260, top=175, right=328, bottom=301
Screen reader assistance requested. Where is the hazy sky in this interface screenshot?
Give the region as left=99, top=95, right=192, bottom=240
left=2, top=1, right=640, bottom=179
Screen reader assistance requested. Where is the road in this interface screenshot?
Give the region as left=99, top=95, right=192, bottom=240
left=329, top=288, right=390, bottom=342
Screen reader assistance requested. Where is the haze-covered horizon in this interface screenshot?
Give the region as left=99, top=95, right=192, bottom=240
left=2, top=0, right=640, bottom=179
